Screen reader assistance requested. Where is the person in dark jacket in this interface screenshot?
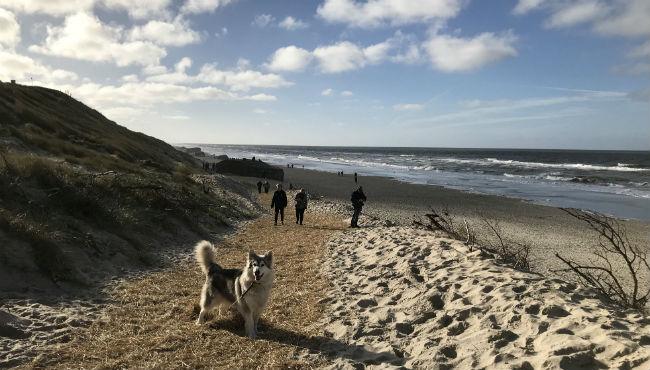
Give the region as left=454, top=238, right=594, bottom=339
left=294, top=188, right=308, bottom=225
left=271, top=184, right=288, bottom=225
left=256, top=180, right=262, bottom=193
left=263, top=181, right=270, bottom=193
left=350, top=186, right=366, bottom=228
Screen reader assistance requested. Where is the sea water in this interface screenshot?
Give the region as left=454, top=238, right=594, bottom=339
left=194, top=144, right=650, bottom=221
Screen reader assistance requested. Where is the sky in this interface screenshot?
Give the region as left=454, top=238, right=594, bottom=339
left=0, top=0, right=649, bottom=150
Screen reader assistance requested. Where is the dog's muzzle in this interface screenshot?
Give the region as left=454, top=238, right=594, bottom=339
left=254, top=271, right=263, bottom=281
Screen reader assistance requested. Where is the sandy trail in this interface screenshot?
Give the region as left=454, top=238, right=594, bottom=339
left=13, top=196, right=347, bottom=369
left=312, top=224, right=650, bottom=369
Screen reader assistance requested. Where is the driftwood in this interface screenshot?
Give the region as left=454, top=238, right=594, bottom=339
left=555, top=208, right=650, bottom=309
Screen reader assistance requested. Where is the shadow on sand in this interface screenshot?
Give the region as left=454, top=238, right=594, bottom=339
left=209, top=317, right=403, bottom=367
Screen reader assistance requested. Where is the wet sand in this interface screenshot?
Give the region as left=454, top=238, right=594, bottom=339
left=242, top=167, right=650, bottom=276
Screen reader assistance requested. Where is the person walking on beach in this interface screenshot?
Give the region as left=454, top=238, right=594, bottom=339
left=256, top=180, right=262, bottom=194
left=294, top=188, right=308, bottom=225
left=354, top=172, right=358, bottom=183
left=350, top=186, right=366, bottom=228
left=263, top=180, right=270, bottom=193
left=271, top=184, right=288, bottom=225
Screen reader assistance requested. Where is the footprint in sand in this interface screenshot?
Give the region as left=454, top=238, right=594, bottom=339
left=357, top=298, right=378, bottom=309
left=488, top=330, right=519, bottom=349
left=542, top=305, right=570, bottom=318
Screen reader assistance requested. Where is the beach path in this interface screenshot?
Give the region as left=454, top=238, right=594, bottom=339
left=30, top=194, right=347, bottom=369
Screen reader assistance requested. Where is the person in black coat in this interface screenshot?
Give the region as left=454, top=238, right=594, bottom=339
left=271, top=183, right=288, bottom=225
left=256, top=181, right=262, bottom=193
left=350, top=186, right=366, bottom=228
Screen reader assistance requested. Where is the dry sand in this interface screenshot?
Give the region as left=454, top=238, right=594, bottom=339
left=307, top=221, right=650, bottom=369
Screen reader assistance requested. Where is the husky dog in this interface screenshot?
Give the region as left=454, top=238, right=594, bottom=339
left=194, top=241, right=274, bottom=339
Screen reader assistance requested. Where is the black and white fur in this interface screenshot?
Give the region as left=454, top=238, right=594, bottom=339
left=194, top=241, right=274, bottom=339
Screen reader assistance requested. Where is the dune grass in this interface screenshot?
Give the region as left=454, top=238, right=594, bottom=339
left=32, top=195, right=346, bottom=369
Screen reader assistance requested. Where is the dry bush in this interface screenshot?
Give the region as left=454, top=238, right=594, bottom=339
left=555, top=208, right=650, bottom=309
left=414, top=207, right=476, bottom=246
left=414, top=207, right=531, bottom=271
left=478, top=216, right=531, bottom=271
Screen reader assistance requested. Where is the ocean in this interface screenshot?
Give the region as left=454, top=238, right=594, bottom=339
left=194, top=144, right=650, bottom=221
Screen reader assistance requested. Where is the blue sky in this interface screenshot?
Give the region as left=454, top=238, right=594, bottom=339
left=1, top=0, right=649, bottom=149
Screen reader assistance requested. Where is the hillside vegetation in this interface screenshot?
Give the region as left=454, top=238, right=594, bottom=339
left=0, top=83, right=260, bottom=295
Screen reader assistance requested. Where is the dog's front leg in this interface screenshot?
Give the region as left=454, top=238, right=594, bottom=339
left=244, top=312, right=256, bottom=339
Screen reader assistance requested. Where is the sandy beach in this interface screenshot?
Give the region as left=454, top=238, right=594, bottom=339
left=2, top=187, right=649, bottom=368
left=277, top=167, right=650, bottom=276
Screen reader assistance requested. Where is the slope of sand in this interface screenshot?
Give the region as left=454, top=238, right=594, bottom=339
left=310, top=224, right=650, bottom=369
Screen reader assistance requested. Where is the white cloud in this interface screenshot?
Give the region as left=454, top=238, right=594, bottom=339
left=512, top=0, right=546, bottom=15
left=145, top=61, right=293, bottom=92
left=101, top=0, right=171, bottom=19
left=313, top=41, right=367, bottom=73
left=181, top=0, right=236, bottom=14
left=142, top=64, right=168, bottom=75
left=317, top=0, right=465, bottom=28
left=267, top=32, right=423, bottom=74
left=321, top=88, right=334, bottom=96
left=594, top=0, right=650, bottom=37
left=64, top=81, right=276, bottom=112
left=29, top=12, right=166, bottom=67
left=252, top=14, right=275, bottom=28
left=195, top=65, right=292, bottom=91
left=0, top=0, right=95, bottom=16
left=545, top=1, right=607, bottom=29
left=424, top=31, right=518, bottom=72
left=0, top=0, right=173, bottom=18
left=129, top=19, right=201, bottom=46
left=121, top=74, right=139, bottom=82
left=515, top=0, right=650, bottom=37
left=514, top=0, right=650, bottom=75
left=0, top=50, right=78, bottom=83
left=629, top=41, right=650, bottom=58
left=266, top=45, right=313, bottom=72
left=340, top=90, right=354, bottom=96
left=253, top=108, right=268, bottom=114
left=163, top=114, right=191, bottom=120
left=402, top=90, right=627, bottom=127
left=175, top=57, right=192, bottom=73
left=279, top=16, right=308, bottom=30
left=393, top=103, right=424, bottom=111
left=0, top=8, right=20, bottom=49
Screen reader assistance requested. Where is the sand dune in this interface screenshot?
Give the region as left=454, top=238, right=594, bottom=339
left=310, top=224, right=650, bottom=369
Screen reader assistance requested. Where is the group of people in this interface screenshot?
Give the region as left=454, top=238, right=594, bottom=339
left=336, top=171, right=359, bottom=184
left=269, top=184, right=308, bottom=226
left=261, top=180, right=367, bottom=228
left=256, top=180, right=271, bottom=193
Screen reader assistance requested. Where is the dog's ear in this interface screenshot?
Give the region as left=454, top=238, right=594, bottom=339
left=264, top=251, right=273, bottom=268
left=248, top=250, right=256, bottom=262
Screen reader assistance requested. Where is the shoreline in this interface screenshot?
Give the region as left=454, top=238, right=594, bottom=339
left=195, top=144, right=650, bottom=221
left=236, top=167, right=650, bottom=276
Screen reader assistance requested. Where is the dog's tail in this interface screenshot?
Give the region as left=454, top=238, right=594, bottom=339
left=195, top=240, right=217, bottom=275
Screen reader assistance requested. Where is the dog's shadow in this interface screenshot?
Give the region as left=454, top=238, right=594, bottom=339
left=208, top=316, right=403, bottom=367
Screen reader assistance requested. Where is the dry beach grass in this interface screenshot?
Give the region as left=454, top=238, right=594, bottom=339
left=29, top=193, right=346, bottom=369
